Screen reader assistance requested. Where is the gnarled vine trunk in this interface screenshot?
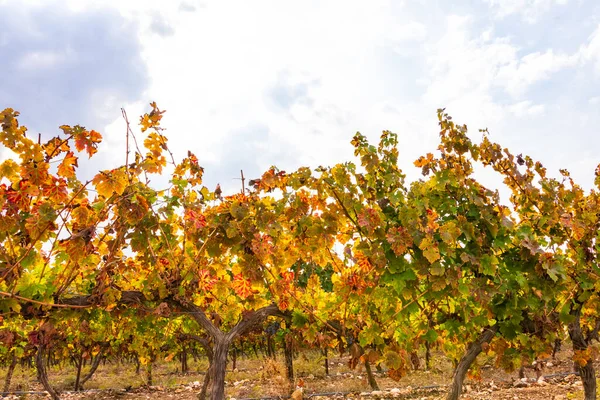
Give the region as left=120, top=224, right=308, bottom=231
left=568, top=304, right=596, bottom=400
left=181, top=344, right=189, bottom=374
left=36, top=344, right=60, bottom=400
left=207, top=339, right=230, bottom=400
left=447, top=326, right=497, bottom=400
left=3, top=351, right=17, bottom=393
left=73, top=352, right=83, bottom=391
left=425, top=341, right=432, bottom=370
left=79, top=350, right=104, bottom=388
left=364, top=359, right=379, bottom=390
left=284, top=333, right=294, bottom=384
left=199, top=365, right=211, bottom=400
left=146, top=362, right=153, bottom=386
left=169, top=299, right=284, bottom=400
left=266, top=335, right=276, bottom=359
left=231, top=346, right=237, bottom=371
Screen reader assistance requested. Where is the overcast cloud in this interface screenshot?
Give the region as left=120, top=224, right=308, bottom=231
left=1, top=0, right=599, bottom=194
left=0, top=1, right=148, bottom=138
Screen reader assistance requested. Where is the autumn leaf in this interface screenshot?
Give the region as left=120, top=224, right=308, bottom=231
left=140, top=102, right=165, bottom=132
left=0, top=159, right=19, bottom=182
left=72, top=136, right=85, bottom=153
left=70, top=126, right=102, bottom=157
left=414, top=152, right=434, bottom=167
left=231, top=274, right=254, bottom=299
left=44, top=177, right=68, bottom=203
left=142, top=152, right=167, bottom=173
left=185, top=209, right=207, bottom=230
left=71, top=205, right=91, bottom=225
left=384, top=349, right=409, bottom=371
left=250, top=233, right=274, bottom=259
left=357, top=207, right=381, bottom=233
left=430, top=262, right=445, bottom=276
left=198, top=269, right=216, bottom=291
left=419, top=237, right=440, bottom=263
left=43, top=137, right=70, bottom=159
left=573, top=349, right=591, bottom=367
left=57, top=151, right=78, bottom=178
left=92, top=169, right=127, bottom=198
left=20, top=160, right=50, bottom=186
left=346, top=272, right=368, bottom=293
left=521, top=237, right=542, bottom=255
left=355, top=252, right=372, bottom=273
left=144, top=132, right=168, bottom=156
left=439, top=221, right=461, bottom=244
left=386, top=226, right=413, bottom=256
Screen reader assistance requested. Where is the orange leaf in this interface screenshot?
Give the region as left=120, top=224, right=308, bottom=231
left=57, top=152, right=78, bottom=178
left=232, top=274, right=253, bottom=299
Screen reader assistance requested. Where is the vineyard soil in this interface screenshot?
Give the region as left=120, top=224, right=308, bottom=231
left=0, top=349, right=592, bottom=399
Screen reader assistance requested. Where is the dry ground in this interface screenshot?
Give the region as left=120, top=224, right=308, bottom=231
left=0, top=347, right=593, bottom=399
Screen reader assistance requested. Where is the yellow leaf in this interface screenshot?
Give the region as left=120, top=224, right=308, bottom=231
left=71, top=205, right=90, bottom=224
left=92, top=169, right=127, bottom=198
left=230, top=264, right=242, bottom=275
left=419, top=237, right=440, bottom=263
left=0, top=159, right=19, bottom=182
left=439, top=221, right=461, bottom=245
left=143, top=132, right=167, bottom=156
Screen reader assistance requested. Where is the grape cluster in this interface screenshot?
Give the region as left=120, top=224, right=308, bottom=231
left=265, top=322, right=280, bottom=335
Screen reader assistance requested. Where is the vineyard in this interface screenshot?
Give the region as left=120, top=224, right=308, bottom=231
left=0, top=104, right=599, bottom=400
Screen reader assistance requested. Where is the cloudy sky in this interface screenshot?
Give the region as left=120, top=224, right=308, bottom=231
left=1, top=0, right=599, bottom=195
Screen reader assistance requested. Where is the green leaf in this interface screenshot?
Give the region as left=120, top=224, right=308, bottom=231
left=384, top=350, right=404, bottom=369
left=430, top=263, right=445, bottom=276
left=230, top=202, right=248, bottom=220
left=423, top=329, right=438, bottom=343
left=480, top=254, right=498, bottom=276
left=559, top=303, right=576, bottom=324
left=399, top=269, right=417, bottom=281
left=291, top=311, right=308, bottom=328
left=542, top=260, right=564, bottom=282
left=38, top=202, right=57, bottom=221
left=500, top=322, right=519, bottom=340
left=21, top=252, right=37, bottom=269
left=405, top=301, right=419, bottom=315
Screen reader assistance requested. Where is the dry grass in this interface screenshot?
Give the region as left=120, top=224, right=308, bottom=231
left=0, top=347, right=593, bottom=399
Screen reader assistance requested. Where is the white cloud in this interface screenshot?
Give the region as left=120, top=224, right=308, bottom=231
left=149, top=14, right=174, bottom=37
left=77, top=1, right=600, bottom=192
left=508, top=100, right=545, bottom=117
left=485, top=0, right=570, bottom=22
left=581, top=24, right=600, bottom=72
left=496, top=50, right=581, bottom=97
left=386, top=21, right=428, bottom=43
left=179, top=2, right=200, bottom=12
left=4, top=0, right=600, bottom=194
left=16, top=50, right=71, bottom=70
left=421, top=15, right=516, bottom=126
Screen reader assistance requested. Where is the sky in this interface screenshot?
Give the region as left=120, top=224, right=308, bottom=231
left=1, top=0, right=599, bottom=196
